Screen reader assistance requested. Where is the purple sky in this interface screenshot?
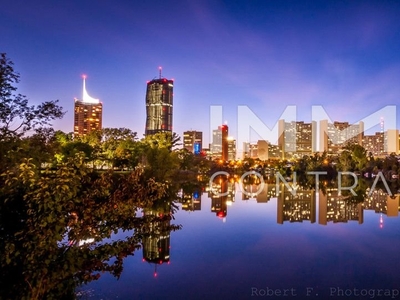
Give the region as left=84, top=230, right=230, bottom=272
left=1, top=0, right=400, bottom=150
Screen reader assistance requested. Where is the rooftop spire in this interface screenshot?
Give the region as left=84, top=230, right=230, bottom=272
left=82, top=75, right=100, bottom=104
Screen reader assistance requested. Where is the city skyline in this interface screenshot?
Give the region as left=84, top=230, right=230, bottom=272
left=2, top=0, right=400, bottom=148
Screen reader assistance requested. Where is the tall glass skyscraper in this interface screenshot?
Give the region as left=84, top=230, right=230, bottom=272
left=145, top=71, right=173, bottom=136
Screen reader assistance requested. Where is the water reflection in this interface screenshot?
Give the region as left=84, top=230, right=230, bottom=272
left=83, top=178, right=400, bottom=299
left=319, top=188, right=363, bottom=224
left=193, top=176, right=400, bottom=226
left=142, top=216, right=170, bottom=264
left=208, top=179, right=235, bottom=219
left=277, top=187, right=316, bottom=224
left=179, top=188, right=202, bottom=212
left=141, top=208, right=172, bottom=276
left=0, top=193, right=181, bottom=299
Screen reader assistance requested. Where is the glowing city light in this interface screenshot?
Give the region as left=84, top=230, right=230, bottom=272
left=82, top=77, right=100, bottom=104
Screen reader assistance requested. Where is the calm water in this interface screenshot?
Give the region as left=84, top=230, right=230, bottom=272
left=83, top=184, right=400, bottom=300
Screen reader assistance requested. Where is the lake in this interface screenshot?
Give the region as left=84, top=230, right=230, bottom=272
left=82, top=183, right=400, bottom=300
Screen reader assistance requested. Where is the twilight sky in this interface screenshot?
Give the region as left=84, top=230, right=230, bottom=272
left=1, top=0, right=400, bottom=151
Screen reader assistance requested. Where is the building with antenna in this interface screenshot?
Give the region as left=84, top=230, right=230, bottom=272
left=145, top=67, right=174, bottom=136
left=74, top=75, right=103, bottom=136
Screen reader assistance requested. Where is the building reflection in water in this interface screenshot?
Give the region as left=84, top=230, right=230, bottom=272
left=239, top=182, right=400, bottom=226
left=181, top=189, right=202, bottom=212
left=363, top=189, right=400, bottom=217
left=277, top=185, right=316, bottom=224
left=318, top=188, right=363, bottom=225
left=363, top=189, right=400, bottom=228
left=139, top=184, right=400, bottom=278
left=275, top=185, right=399, bottom=226
left=190, top=177, right=400, bottom=227
left=241, top=183, right=275, bottom=203
left=141, top=207, right=171, bottom=276
left=209, top=177, right=235, bottom=219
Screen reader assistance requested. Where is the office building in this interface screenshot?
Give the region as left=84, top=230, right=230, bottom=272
left=257, top=140, right=269, bottom=160
left=243, top=141, right=280, bottom=160
left=211, top=125, right=228, bottom=160
left=363, top=129, right=399, bottom=156
left=242, top=142, right=258, bottom=159
left=320, top=120, right=364, bottom=154
left=227, top=137, right=236, bottom=160
left=145, top=70, right=173, bottom=136
left=74, top=76, right=102, bottom=136
left=183, top=130, right=203, bottom=154
left=363, top=132, right=385, bottom=157
left=278, top=120, right=316, bottom=159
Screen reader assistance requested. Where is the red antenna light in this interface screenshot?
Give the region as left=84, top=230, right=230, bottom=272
left=82, top=74, right=87, bottom=79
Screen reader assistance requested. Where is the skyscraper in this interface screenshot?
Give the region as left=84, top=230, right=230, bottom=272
left=74, top=76, right=102, bottom=136
left=145, top=69, right=173, bottom=136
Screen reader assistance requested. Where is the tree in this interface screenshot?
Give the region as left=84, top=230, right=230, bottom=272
left=338, top=150, right=354, bottom=172
left=142, top=132, right=181, bottom=151
left=21, top=127, right=58, bottom=167
left=60, top=141, right=95, bottom=162
left=0, top=53, right=64, bottom=140
left=347, top=144, right=367, bottom=171
left=99, top=128, right=137, bottom=168
left=0, top=155, right=181, bottom=299
left=143, top=147, right=180, bottom=181
left=176, top=148, right=197, bottom=171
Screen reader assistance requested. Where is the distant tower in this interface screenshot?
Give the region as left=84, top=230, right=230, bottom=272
left=211, top=125, right=229, bottom=160
left=145, top=67, right=174, bottom=136
left=74, top=76, right=103, bottom=136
